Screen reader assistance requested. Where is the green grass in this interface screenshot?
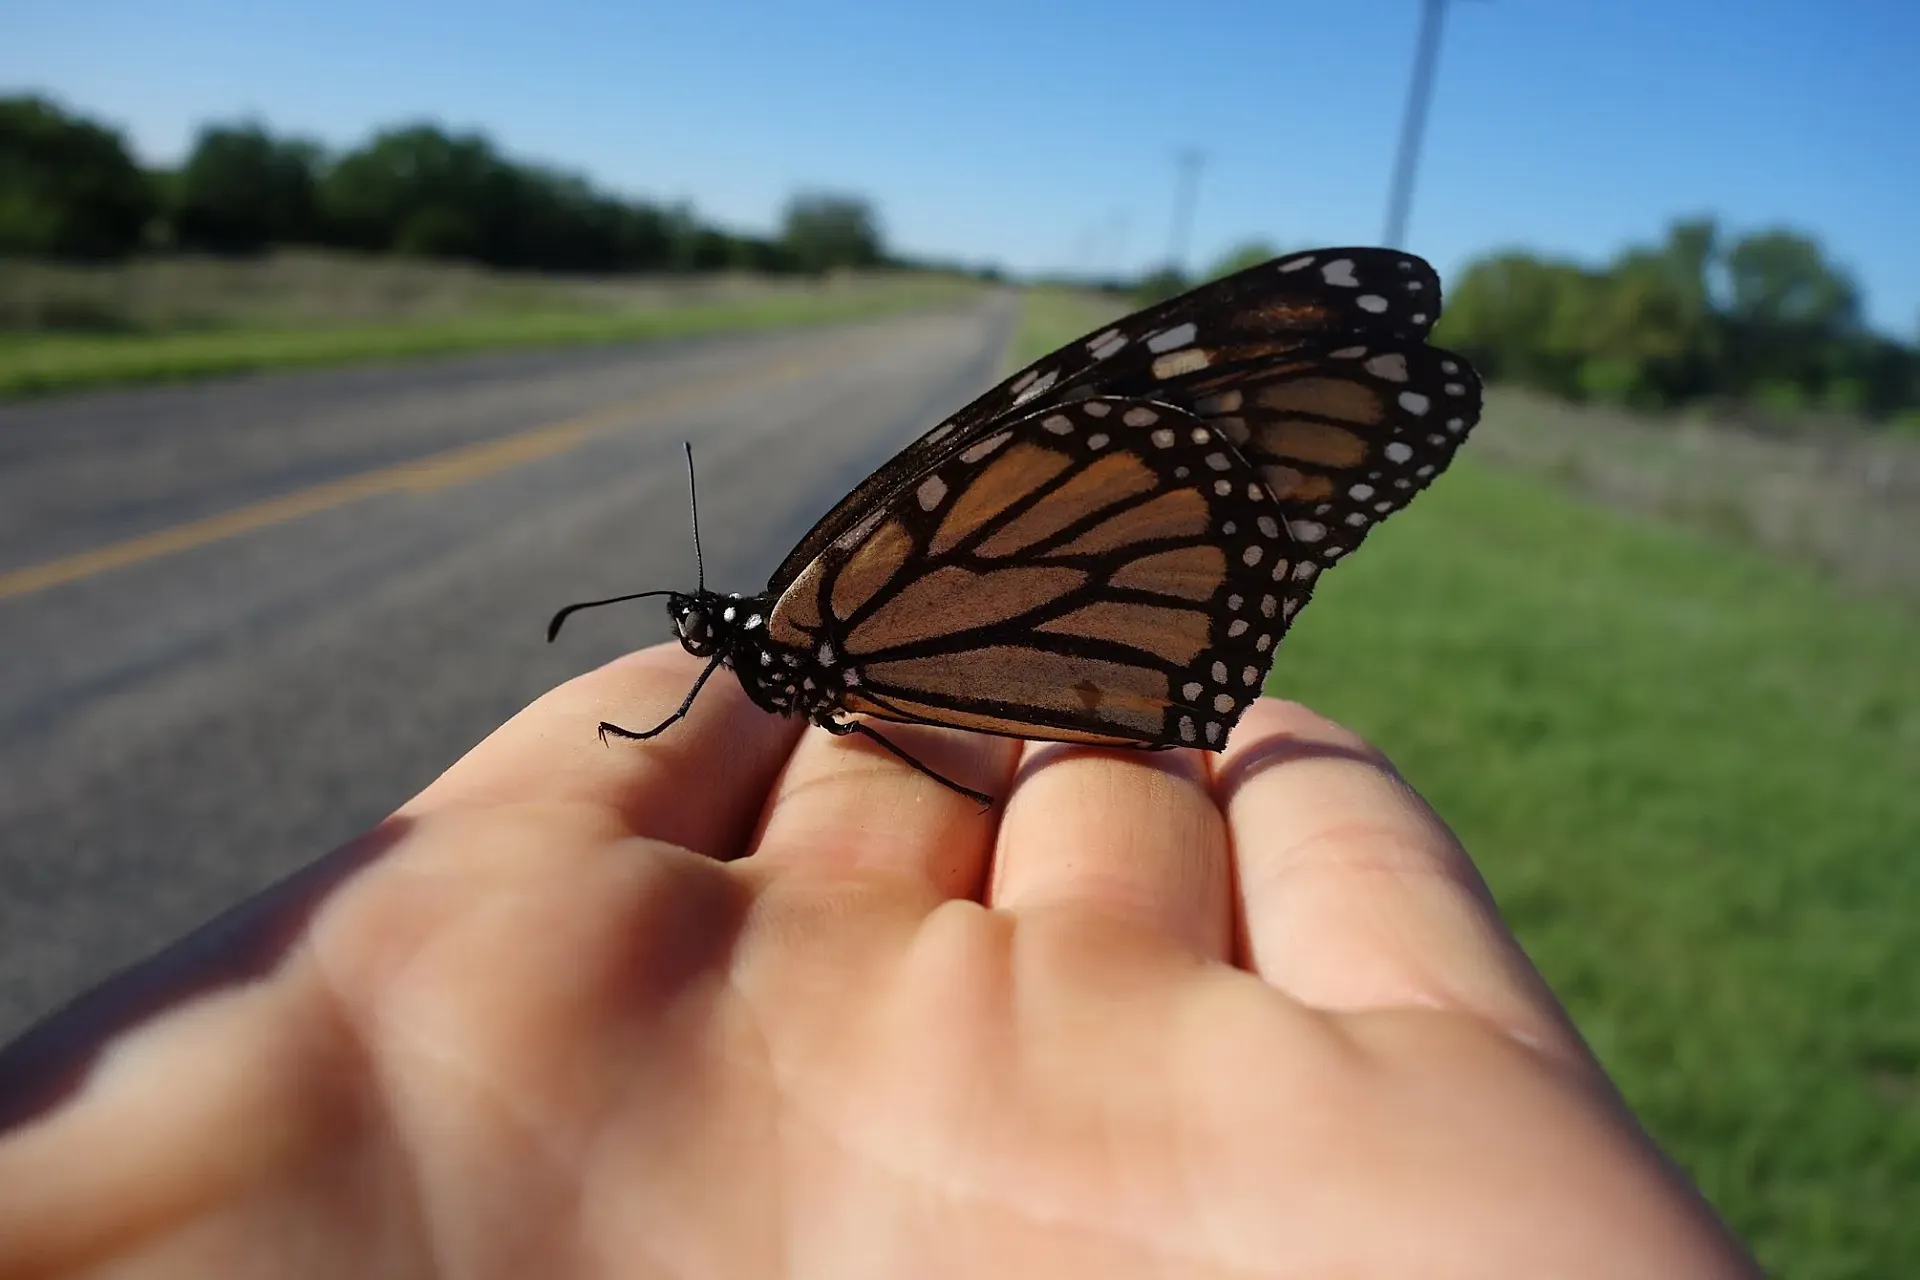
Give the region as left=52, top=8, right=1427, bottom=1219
left=0, top=271, right=979, bottom=399
left=1003, top=285, right=1125, bottom=368
left=1010, top=293, right=1920, bottom=1277
left=1281, top=464, right=1918, bottom=1277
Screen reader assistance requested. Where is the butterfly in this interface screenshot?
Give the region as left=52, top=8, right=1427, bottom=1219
left=548, top=247, right=1482, bottom=806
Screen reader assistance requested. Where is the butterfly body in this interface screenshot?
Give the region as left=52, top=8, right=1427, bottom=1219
left=554, top=248, right=1485, bottom=804
left=664, top=588, right=851, bottom=727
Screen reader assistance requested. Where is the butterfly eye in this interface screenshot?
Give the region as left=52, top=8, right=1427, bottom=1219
left=677, top=606, right=716, bottom=656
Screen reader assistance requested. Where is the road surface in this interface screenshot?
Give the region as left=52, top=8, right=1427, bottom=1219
left=0, top=297, right=1017, bottom=1039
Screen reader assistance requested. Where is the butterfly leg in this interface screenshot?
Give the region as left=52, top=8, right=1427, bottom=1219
left=820, top=717, right=995, bottom=810
left=598, top=655, right=723, bottom=745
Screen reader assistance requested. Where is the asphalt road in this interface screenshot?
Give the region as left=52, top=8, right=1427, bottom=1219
left=0, top=297, right=1017, bottom=1039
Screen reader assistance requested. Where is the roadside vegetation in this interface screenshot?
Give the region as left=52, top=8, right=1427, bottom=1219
left=0, top=94, right=994, bottom=397
left=0, top=255, right=980, bottom=397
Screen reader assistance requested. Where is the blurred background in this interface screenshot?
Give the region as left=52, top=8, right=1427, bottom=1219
left=2, top=1, right=1915, bottom=1272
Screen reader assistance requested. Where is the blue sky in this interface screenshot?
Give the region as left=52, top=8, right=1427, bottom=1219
left=7, top=0, right=1918, bottom=334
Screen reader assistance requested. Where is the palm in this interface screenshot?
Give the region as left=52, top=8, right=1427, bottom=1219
left=0, top=647, right=1756, bottom=1278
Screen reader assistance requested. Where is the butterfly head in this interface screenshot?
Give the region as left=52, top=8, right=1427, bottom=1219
left=667, top=588, right=771, bottom=663
left=666, top=591, right=722, bottom=658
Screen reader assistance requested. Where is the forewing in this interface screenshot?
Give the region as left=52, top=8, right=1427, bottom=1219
left=768, top=248, right=1442, bottom=590
left=767, top=396, right=1297, bottom=750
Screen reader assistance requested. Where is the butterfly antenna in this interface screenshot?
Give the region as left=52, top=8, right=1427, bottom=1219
left=683, top=440, right=705, bottom=593
left=546, top=590, right=676, bottom=642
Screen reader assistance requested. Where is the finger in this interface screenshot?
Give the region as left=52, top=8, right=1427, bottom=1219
left=746, top=720, right=1017, bottom=901
left=988, top=745, right=1232, bottom=961
left=1216, top=699, right=1592, bottom=1064
left=404, top=642, right=803, bottom=860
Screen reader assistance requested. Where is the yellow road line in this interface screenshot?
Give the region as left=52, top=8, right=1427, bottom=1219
left=0, top=353, right=824, bottom=602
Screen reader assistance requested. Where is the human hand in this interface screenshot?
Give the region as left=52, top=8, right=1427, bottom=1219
left=0, top=643, right=1758, bottom=1278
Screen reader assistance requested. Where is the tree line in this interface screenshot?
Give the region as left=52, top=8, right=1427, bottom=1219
left=8, top=91, right=1913, bottom=424
left=1162, top=227, right=1918, bottom=426
left=1438, top=219, right=1917, bottom=421
left=0, top=94, right=886, bottom=275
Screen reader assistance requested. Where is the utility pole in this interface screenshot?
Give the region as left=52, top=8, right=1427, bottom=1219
left=1167, top=148, right=1204, bottom=277
left=1108, top=207, right=1132, bottom=280
left=1382, top=0, right=1455, bottom=249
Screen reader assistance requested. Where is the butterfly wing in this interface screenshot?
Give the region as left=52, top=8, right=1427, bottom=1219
left=763, top=396, right=1296, bottom=750
left=1102, top=333, right=1483, bottom=622
left=768, top=247, right=1450, bottom=591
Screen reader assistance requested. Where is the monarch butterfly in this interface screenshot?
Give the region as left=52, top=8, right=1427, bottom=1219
left=549, top=247, right=1481, bottom=806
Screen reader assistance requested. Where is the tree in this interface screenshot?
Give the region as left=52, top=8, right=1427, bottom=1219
left=1439, top=218, right=1918, bottom=423
left=779, top=192, right=883, bottom=273
left=1720, top=228, right=1863, bottom=403
left=172, top=121, right=322, bottom=253
left=1132, top=267, right=1189, bottom=306
left=0, top=94, right=154, bottom=259
left=319, top=124, right=518, bottom=261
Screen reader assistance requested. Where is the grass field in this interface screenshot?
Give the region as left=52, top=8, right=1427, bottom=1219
left=1014, top=291, right=1920, bottom=1278
left=0, top=252, right=982, bottom=398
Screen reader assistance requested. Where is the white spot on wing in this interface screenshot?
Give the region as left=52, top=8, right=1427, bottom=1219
left=1153, top=349, right=1211, bottom=379
left=1399, top=391, right=1431, bottom=415
left=1366, top=353, right=1410, bottom=382
left=1042, top=414, right=1073, bottom=434
left=1012, top=370, right=1057, bottom=404
left=917, top=475, right=947, bottom=510
left=1320, top=258, right=1359, bottom=287
left=1088, top=329, right=1127, bottom=360
left=1147, top=322, right=1198, bottom=353
left=1289, top=520, right=1326, bottom=543
left=1123, top=406, right=1159, bottom=426
left=961, top=431, right=1013, bottom=463
left=1357, top=294, right=1389, bottom=314
left=1278, top=254, right=1315, bottom=272
left=1384, top=441, right=1414, bottom=464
